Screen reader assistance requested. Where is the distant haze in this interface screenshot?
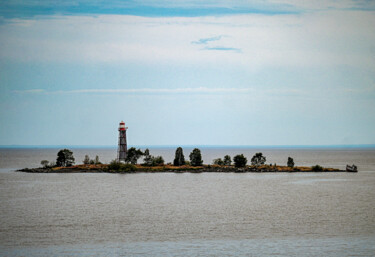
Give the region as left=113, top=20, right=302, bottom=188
left=0, top=1, right=374, bottom=146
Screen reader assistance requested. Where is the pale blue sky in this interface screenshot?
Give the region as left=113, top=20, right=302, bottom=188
left=0, top=0, right=375, bottom=146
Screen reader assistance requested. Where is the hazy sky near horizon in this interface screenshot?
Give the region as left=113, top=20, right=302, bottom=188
left=0, top=0, right=375, bottom=146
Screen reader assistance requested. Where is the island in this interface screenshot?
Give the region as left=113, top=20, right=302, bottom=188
left=17, top=163, right=346, bottom=173
left=16, top=148, right=354, bottom=173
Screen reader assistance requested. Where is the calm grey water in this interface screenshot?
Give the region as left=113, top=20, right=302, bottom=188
left=1, top=147, right=375, bottom=256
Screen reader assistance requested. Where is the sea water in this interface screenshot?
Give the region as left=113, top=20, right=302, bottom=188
left=1, top=147, right=375, bottom=256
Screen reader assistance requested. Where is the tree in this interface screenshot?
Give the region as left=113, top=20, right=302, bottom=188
left=56, top=149, right=75, bottom=167
left=83, top=155, right=90, bottom=164
left=287, top=157, right=294, bottom=168
left=251, top=152, right=266, bottom=166
left=223, top=155, right=231, bottom=166
left=125, top=147, right=144, bottom=164
left=173, top=147, right=185, bottom=166
left=94, top=155, right=101, bottom=164
left=233, top=154, right=247, bottom=168
left=189, top=148, right=203, bottom=166
left=213, top=158, right=224, bottom=165
left=40, top=160, right=49, bottom=168
left=143, top=149, right=153, bottom=166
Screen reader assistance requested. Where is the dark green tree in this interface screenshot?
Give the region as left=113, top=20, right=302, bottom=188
left=94, top=155, right=101, bottom=164
left=213, top=158, right=224, bottom=165
left=152, top=156, right=165, bottom=166
left=40, top=160, right=49, bottom=168
left=125, top=147, right=144, bottom=164
left=83, top=155, right=90, bottom=164
left=143, top=149, right=153, bottom=166
left=251, top=152, right=266, bottom=166
left=189, top=148, right=203, bottom=166
left=233, top=154, right=247, bottom=168
left=287, top=157, right=294, bottom=168
left=56, top=149, right=75, bottom=167
left=173, top=147, right=185, bottom=166
left=223, top=155, right=232, bottom=165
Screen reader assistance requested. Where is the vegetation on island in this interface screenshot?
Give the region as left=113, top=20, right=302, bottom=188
left=83, top=155, right=101, bottom=165
left=20, top=147, right=349, bottom=173
left=173, top=147, right=185, bottom=166
left=189, top=148, right=203, bottom=166
left=56, top=149, right=75, bottom=167
left=251, top=152, right=266, bottom=166
left=233, top=154, right=247, bottom=168
left=287, top=157, right=294, bottom=168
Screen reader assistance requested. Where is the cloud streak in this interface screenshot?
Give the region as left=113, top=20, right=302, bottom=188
left=202, top=46, right=241, bottom=52
left=191, top=36, right=222, bottom=44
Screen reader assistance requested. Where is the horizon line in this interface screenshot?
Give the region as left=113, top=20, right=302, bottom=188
left=1, top=144, right=375, bottom=149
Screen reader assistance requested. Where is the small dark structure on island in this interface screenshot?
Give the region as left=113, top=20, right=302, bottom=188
left=117, top=121, right=128, bottom=163
left=346, top=164, right=358, bottom=172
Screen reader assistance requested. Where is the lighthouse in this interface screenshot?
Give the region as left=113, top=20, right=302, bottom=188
left=117, top=121, right=128, bottom=162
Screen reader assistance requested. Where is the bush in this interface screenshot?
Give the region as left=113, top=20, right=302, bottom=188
left=108, top=160, right=137, bottom=172
left=287, top=157, right=294, bottom=168
left=233, top=154, right=247, bottom=168
left=189, top=148, right=203, bottom=166
left=312, top=165, right=323, bottom=171
left=213, top=158, right=224, bottom=165
left=152, top=156, right=165, bottom=166
left=40, top=160, right=49, bottom=168
left=251, top=152, right=266, bottom=166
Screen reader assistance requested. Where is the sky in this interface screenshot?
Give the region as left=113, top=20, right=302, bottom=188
left=0, top=0, right=375, bottom=146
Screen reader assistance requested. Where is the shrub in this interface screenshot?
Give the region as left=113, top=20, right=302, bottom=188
left=251, top=152, right=266, bottom=166
left=312, top=165, right=323, bottom=171
left=40, top=160, right=49, bottom=168
left=287, top=157, right=294, bottom=168
left=152, top=156, right=165, bottom=166
left=213, top=158, right=224, bottom=165
left=108, top=160, right=137, bottom=172
left=189, top=148, right=203, bottom=166
left=233, top=154, right=247, bottom=168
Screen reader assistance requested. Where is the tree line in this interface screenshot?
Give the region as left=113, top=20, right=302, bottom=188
left=40, top=148, right=296, bottom=169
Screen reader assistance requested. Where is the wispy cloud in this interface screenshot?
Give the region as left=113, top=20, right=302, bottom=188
left=202, top=46, right=242, bottom=52
left=191, top=36, right=222, bottom=45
